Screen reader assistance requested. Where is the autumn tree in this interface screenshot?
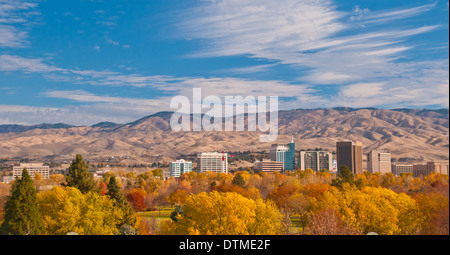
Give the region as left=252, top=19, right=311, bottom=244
left=126, top=188, right=147, bottom=212
left=286, top=193, right=315, bottom=230
left=38, top=186, right=129, bottom=235
left=159, top=191, right=283, bottom=235
left=99, top=181, right=107, bottom=196
left=64, top=154, right=96, bottom=193
left=414, top=191, right=449, bottom=235
left=321, top=185, right=421, bottom=235
left=307, top=208, right=361, bottom=235
left=168, top=189, right=188, bottom=206
left=0, top=169, right=45, bottom=235
left=267, top=184, right=300, bottom=209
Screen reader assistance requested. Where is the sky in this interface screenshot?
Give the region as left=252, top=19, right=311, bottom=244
left=0, top=0, right=448, bottom=125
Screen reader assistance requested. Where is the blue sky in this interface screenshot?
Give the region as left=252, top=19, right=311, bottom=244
left=0, top=0, right=448, bottom=125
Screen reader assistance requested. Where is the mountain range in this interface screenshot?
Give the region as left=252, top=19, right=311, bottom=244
left=0, top=108, right=448, bottom=164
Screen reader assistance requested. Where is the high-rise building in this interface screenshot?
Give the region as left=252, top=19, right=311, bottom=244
left=336, top=141, right=363, bottom=175
left=367, top=150, right=391, bottom=174
left=198, top=152, right=228, bottom=174
left=298, top=151, right=333, bottom=172
left=13, top=163, right=49, bottom=179
left=254, top=160, right=283, bottom=173
left=269, top=137, right=295, bottom=172
left=169, top=159, right=192, bottom=177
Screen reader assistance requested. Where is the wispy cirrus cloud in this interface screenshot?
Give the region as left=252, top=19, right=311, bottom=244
left=0, top=53, right=319, bottom=124
left=0, top=0, right=39, bottom=47
left=173, top=0, right=448, bottom=107
left=0, top=54, right=314, bottom=99
left=349, top=2, right=437, bottom=25
left=0, top=54, right=62, bottom=72
left=0, top=0, right=448, bottom=126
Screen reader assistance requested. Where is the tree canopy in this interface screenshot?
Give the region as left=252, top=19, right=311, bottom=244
left=0, top=169, right=45, bottom=235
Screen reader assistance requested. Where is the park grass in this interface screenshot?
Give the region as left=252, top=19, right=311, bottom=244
left=137, top=207, right=174, bottom=229
left=138, top=207, right=174, bottom=219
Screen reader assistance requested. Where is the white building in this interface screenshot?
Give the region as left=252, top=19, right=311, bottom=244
left=269, top=144, right=289, bottom=165
left=198, top=152, right=228, bottom=174
left=269, top=139, right=295, bottom=171
left=367, top=150, right=392, bottom=174
left=13, top=163, right=50, bottom=179
left=299, top=151, right=333, bottom=172
left=169, top=159, right=192, bottom=177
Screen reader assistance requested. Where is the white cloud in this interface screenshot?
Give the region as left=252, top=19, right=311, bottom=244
left=340, top=83, right=384, bottom=98
left=0, top=103, right=150, bottom=125
left=222, top=64, right=276, bottom=74
left=178, top=0, right=346, bottom=59
left=0, top=0, right=447, bottom=126
left=0, top=0, right=39, bottom=48
left=0, top=54, right=62, bottom=72
left=173, top=0, right=448, bottom=109
left=352, top=2, right=437, bottom=25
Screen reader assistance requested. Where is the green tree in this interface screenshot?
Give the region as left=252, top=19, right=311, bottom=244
left=170, top=205, right=184, bottom=222
left=64, top=154, right=96, bottom=193
left=331, top=165, right=354, bottom=189
left=232, top=172, right=246, bottom=188
left=106, top=176, right=137, bottom=229
left=0, top=169, right=45, bottom=235
left=151, top=169, right=164, bottom=179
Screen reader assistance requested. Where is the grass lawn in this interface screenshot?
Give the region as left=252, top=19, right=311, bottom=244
left=137, top=207, right=175, bottom=228
left=289, top=216, right=305, bottom=234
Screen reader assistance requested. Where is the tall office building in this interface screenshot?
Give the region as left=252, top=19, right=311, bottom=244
left=13, top=163, right=49, bottom=179
left=169, top=159, right=192, bottom=177
left=198, top=152, right=228, bottom=174
left=336, top=141, right=363, bottom=175
left=367, top=150, right=391, bottom=174
left=269, top=137, right=295, bottom=172
left=299, top=151, right=333, bottom=172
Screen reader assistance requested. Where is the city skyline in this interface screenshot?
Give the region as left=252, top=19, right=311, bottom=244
left=0, top=0, right=448, bottom=126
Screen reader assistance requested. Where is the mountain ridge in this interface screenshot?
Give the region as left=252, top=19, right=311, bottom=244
left=0, top=107, right=448, bottom=133
left=0, top=108, right=448, bottom=164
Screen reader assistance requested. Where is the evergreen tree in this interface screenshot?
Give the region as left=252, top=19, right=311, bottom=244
left=331, top=165, right=354, bottom=189
left=0, top=169, right=45, bottom=235
left=106, top=176, right=137, bottom=228
left=170, top=205, right=184, bottom=222
left=337, top=165, right=354, bottom=183
left=64, top=154, right=96, bottom=193
left=232, top=173, right=246, bottom=188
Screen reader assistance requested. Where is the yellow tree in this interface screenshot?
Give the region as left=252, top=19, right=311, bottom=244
left=168, top=189, right=189, bottom=205
left=38, top=186, right=128, bottom=235
left=332, top=185, right=419, bottom=235
left=159, top=191, right=283, bottom=235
